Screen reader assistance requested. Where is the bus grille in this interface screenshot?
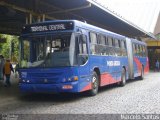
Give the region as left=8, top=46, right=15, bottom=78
left=28, top=72, right=63, bottom=84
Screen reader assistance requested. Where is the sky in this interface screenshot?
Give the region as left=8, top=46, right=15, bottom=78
left=96, top=0, right=160, bottom=33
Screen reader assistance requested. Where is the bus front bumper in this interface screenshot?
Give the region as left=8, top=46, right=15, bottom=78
left=19, top=82, right=79, bottom=93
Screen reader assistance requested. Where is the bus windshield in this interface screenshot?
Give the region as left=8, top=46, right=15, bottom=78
left=20, top=33, right=77, bottom=68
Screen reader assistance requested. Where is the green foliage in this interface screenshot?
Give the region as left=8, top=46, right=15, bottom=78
left=0, top=34, right=19, bottom=62
left=156, top=33, right=160, bottom=39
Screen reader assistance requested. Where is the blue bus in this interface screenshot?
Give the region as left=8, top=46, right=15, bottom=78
left=19, top=20, right=149, bottom=96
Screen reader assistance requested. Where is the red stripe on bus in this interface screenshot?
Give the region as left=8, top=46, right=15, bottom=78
left=80, top=83, right=92, bottom=92
left=144, top=61, right=149, bottom=73
left=134, top=57, right=142, bottom=74
left=100, top=73, right=120, bottom=86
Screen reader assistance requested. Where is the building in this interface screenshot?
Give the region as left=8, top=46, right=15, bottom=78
left=97, top=0, right=160, bottom=70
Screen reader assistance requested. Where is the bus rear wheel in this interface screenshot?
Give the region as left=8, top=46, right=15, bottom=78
left=139, top=66, right=144, bottom=80
left=88, top=71, right=99, bottom=96
left=119, top=68, right=126, bottom=87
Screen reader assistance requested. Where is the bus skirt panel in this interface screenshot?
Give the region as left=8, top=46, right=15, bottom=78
left=19, top=82, right=79, bottom=93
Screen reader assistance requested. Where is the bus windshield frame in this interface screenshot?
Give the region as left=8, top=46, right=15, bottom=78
left=19, top=32, right=79, bottom=68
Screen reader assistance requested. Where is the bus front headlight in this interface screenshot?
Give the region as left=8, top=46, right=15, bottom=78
left=21, top=72, right=27, bottom=78
left=63, top=76, right=78, bottom=82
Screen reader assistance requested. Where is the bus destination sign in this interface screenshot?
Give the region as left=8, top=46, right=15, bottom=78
left=22, top=22, right=74, bottom=34
left=31, top=24, right=66, bottom=32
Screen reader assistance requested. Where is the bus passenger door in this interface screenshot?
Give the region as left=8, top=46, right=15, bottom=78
left=77, top=34, right=90, bottom=92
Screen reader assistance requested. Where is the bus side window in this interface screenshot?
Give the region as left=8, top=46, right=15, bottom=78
left=137, top=44, right=140, bottom=56
left=118, top=40, right=121, bottom=48
left=107, top=37, right=114, bottom=55
left=90, top=32, right=97, bottom=44
left=106, top=37, right=109, bottom=45
left=112, top=38, right=115, bottom=47
left=122, top=40, right=126, bottom=49
left=133, top=43, right=136, bottom=56
left=90, top=32, right=97, bottom=54
left=115, top=39, right=119, bottom=48
left=135, top=44, right=137, bottom=56
left=108, top=37, right=112, bottom=47
left=121, top=40, right=126, bottom=56
left=140, top=45, right=143, bottom=57
left=143, top=46, right=147, bottom=57
left=78, top=35, right=88, bottom=65
left=99, top=35, right=106, bottom=45
left=79, top=35, right=88, bottom=54
left=114, top=39, right=120, bottom=56
left=98, top=35, right=106, bottom=55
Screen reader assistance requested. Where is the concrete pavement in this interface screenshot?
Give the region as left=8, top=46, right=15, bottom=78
left=0, top=72, right=160, bottom=114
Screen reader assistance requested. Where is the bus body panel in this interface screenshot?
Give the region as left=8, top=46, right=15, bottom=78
left=126, top=38, right=149, bottom=79
left=144, top=57, right=149, bottom=73
left=19, top=20, right=149, bottom=94
left=76, top=24, right=129, bottom=86
left=19, top=67, right=81, bottom=93
left=88, top=55, right=128, bottom=86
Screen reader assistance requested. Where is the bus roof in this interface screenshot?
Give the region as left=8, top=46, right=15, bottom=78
left=131, top=38, right=147, bottom=46
left=22, top=20, right=140, bottom=41
left=73, top=20, right=126, bottom=39
left=22, top=20, right=125, bottom=38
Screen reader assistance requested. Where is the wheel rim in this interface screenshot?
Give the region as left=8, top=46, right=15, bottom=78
left=92, top=76, right=98, bottom=90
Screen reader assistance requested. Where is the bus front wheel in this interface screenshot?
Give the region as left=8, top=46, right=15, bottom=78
left=88, top=71, right=99, bottom=96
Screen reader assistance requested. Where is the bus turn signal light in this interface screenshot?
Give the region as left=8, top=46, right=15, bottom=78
left=73, top=76, right=78, bottom=81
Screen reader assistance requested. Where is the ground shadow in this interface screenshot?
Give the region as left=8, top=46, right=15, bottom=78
left=0, top=75, right=144, bottom=103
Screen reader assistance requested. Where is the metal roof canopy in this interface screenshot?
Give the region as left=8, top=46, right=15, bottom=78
left=0, top=0, right=155, bottom=39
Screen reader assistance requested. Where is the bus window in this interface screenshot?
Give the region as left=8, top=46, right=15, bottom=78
left=133, top=44, right=136, bottom=55
left=90, top=32, right=97, bottom=55
left=120, top=40, right=126, bottom=56
left=49, top=39, right=61, bottom=52
left=107, top=37, right=115, bottom=56
left=78, top=35, right=88, bottom=65
left=32, top=37, right=45, bottom=61
left=106, top=37, right=108, bottom=45
left=121, top=40, right=126, bottom=49
left=108, top=37, right=112, bottom=47
left=99, top=35, right=106, bottom=45
left=137, top=44, right=140, bottom=56
left=97, top=35, right=106, bottom=55
left=90, top=32, right=97, bottom=44
left=79, top=35, right=87, bottom=54
left=20, top=33, right=79, bottom=68
left=142, top=46, right=146, bottom=57
left=21, top=40, right=30, bottom=68
left=115, top=39, right=119, bottom=48
left=139, top=45, right=143, bottom=57
left=52, top=39, right=61, bottom=48
left=145, top=46, right=147, bottom=57
left=112, top=38, right=115, bottom=47
left=114, top=39, right=121, bottom=56
left=118, top=40, right=121, bottom=48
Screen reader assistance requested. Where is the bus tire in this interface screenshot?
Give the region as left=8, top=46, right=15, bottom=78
left=139, top=66, right=144, bottom=80
left=88, top=71, right=99, bottom=96
left=119, top=68, right=126, bottom=87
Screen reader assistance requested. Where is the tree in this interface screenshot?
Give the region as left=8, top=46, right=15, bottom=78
left=0, top=34, right=19, bottom=62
